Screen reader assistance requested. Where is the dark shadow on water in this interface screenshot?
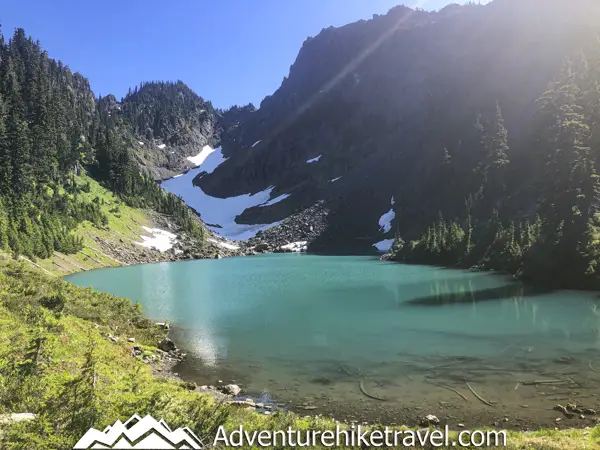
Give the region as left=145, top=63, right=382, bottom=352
left=405, top=283, right=551, bottom=306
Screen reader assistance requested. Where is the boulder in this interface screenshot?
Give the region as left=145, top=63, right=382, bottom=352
left=218, top=384, right=242, bottom=396
left=158, top=338, right=177, bottom=353
left=155, top=322, right=170, bottom=330
left=420, top=414, right=440, bottom=426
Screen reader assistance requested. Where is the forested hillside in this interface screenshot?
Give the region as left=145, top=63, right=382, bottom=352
left=393, top=49, right=600, bottom=289
left=0, top=27, right=205, bottom=262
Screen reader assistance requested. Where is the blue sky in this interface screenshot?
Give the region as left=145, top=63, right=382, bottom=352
left=1, top=0, right=487, bottom=109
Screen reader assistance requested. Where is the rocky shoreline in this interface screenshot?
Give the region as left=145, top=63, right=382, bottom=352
left=239, top=202, right=329, bottom=255
left=166, top=344, right=600, bottom=433
left=131, top=201, right=331, bottom=264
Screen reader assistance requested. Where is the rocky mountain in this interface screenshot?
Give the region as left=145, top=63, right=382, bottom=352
left=161, top=0, right=600, bottom=255
left=117, top=81, right=222, bottom=180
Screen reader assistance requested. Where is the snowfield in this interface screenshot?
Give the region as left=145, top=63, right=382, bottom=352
left=135, top=227, right=177, bottom=252
left=306, top=155, right=322, bottom=163
left=260, top=193, right=290, bottom=207
left=329, top=176, right=342, bottom=183
left=208, top=238, right=240, bottom=250
left=251, top=140, right=262, bottom=148
left=373, top=239, right=394, bottom=252
left=187, top=145, right=217, bottom=166
left=157, top=144, right=166, bottom=149
left=161, top=147, right=282, bottom=240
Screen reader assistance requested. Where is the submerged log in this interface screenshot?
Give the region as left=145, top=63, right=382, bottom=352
left=520, top=379, right=567, bottom=386
left=466, top=382, right=494, bottom=407
left=359, top=379, right=387, bottom=401
left=424, top=379, right=469, bottom=401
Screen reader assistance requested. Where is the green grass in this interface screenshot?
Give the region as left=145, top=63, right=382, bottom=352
left=32, top=174, right=152, bottom=276
left=0, top=260, right=599, bottom=448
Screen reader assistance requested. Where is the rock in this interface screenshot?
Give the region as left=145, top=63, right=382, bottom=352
left=553, top=405, right=573, bottom=417
left=155, top=322, right=170, bottom=330
left=0, top=413, right=36, bottom=424
left=218, top=384, right=242, bottom=396
left=157, top=338, right=176, bottom=352
left=108, top=335, right=119, bottom=343
left=254, top=243, right=271, bottom=253
left=421, top=415, right=440, bottom=426
left=180, top=381, right=197, bottom=391
left=128, top=337, right=136, bottom=343
left=458, top=423, right=465, bottom=428
left=555, top=356, right=574, bottom=364
left=583, top=408, right=597, bottom=415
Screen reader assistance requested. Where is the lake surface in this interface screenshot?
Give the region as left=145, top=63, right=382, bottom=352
left=66, top=255, right=600, bottom=427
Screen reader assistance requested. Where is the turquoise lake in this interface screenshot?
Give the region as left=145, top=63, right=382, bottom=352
left=66, top=254, right=600, bottom=426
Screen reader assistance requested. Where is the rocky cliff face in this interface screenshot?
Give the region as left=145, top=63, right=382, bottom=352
left=177, top=0, right=599, bottom=254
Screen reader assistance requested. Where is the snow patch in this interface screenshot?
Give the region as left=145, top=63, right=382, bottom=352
left=307, top=155, right=322, bottom=163
left=208, top=238, right=240, bottom=250
left=187, top=145, right=216, bottom=166
left=162, top=173, right=281, bottom=240
left=161, top=145, right=281, bottom=240
left=260, top=193, right=290, bottom=207
left=329, top=177, right=342, bottom=183
left=373, top=239, right=395, bottom=252
left=138, top=141, right=144, bottom=146
left=172, top=174, right=183, bottom=178
left=281, top=241, right=308, bottom=252
left=378, top=210, right=395, bottom=233
left=251, top=140, right=262, bottom=148
left=378, top=196, right=396, bottom=233
left=157, top=144, right=166, bottom=149
left=134, top=227, right=177, bottom=252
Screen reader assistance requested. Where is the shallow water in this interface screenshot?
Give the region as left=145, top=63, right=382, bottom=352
left=66, top=255, right=600, bottom=427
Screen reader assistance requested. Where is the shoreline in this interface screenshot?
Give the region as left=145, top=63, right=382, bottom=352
left=169, top=344, right=600, bottom=433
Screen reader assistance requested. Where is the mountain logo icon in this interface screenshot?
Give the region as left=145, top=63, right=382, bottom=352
left=72, top=414, right=203, bottom=449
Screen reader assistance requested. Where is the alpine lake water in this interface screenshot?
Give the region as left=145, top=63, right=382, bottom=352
left=66, top=254, right=600, bottom=429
